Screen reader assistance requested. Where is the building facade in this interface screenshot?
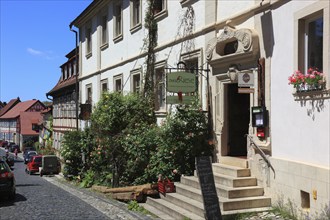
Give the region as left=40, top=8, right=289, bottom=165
left=69, top=0, right=329, bottom=216
left=0, top=99, right=46, bottom=149
left=47, top=49, right=79, bottom=152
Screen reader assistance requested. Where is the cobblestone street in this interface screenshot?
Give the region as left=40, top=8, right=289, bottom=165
left=0, top=150, right=156, bottom=220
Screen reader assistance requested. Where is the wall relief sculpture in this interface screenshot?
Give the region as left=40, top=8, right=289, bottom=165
left=206, top=24, right=259, bottom=74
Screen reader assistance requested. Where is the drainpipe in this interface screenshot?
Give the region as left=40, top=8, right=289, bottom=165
left=70, top=24, right=79, bottom=131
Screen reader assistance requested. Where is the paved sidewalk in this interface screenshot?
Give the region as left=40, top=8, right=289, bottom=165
left=13, top=150, right=157, bottom=220
left=43, top=175, right=157, bottom=220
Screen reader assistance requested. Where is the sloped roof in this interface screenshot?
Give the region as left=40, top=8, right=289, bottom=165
left=0, top=98, right=20, bottom=117
left=47, top=75, right=77, bottom=96
left=0, top=100, right=38, bottom=119
left=20, top=112, right=42, bottom=136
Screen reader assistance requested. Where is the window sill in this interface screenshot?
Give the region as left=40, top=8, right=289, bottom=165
left=154, top=10, right=168, bottom=21
left=85, top=52, right=92, bottom=59
left=100, top=43, right=109, bottom=51
left=293, top=89, right=330, bottom=101
left=130, top=23, right=142, bottom=34
left=113, top=34, right=123, bottom=43
left=180, top=0, right=194, bottom=7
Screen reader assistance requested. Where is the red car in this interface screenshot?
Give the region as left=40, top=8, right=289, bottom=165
left=26, top=155, right=42, bottom=175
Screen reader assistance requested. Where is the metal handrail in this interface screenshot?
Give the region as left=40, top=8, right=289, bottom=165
left=246, top=134, right=275, bottom=178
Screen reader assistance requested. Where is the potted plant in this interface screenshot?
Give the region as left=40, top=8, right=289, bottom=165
left=288, top=68, right=325, bottom=92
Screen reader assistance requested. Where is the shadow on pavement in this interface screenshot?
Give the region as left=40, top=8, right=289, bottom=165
left=16, top=183, right=41, bottom=187
left=0, top=193, right=27, bottom=207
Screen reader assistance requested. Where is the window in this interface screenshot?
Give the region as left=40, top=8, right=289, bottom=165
left=181, top=49, right=202, bottom=96
left=114, top=74, right=123, bottom=93
left=86, top=84, right=92, bottom=103
left=130, top=0, right=141, bottom=30
left=295, top=1, right=328, bottom=75
left=68, top=63, right=72, bottom=78
left=86, top=24, right=92, bottom=56
left=305, top=16, right=323, bottom=71
left=101, top=13, right=108, bottom=46
left=113, top=2, right=122, bottom=40
left=130, top=69, right=141, bottom=93
left=155, top=66, right=166, bottom=111
left=154, top=0, right=164, bottom=14
left=101, top=79, right=108, bottom=93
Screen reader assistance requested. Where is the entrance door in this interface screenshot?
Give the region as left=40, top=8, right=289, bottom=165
left=227, top=84, right=250, bottom=156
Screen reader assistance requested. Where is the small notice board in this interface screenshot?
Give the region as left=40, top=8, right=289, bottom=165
left=196, top=156, right=222, bottom=220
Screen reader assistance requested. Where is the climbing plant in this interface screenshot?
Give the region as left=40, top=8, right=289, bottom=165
left=143, top=0, right=158, bottom=110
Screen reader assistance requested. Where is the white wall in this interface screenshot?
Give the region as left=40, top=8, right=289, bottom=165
left=270, top=0, right=330, bottom=167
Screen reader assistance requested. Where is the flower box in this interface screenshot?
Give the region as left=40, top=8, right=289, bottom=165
left=289, top=68, right=326, bottom=93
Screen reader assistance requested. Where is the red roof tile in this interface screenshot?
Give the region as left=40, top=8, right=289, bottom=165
left=0, top=98, right=20, bottom=117
left=0, top=100, right=39, bottom=119
left=20, top=112, right=42, bottom=135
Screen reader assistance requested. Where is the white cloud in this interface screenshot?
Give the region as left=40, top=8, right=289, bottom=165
left=27, top=48, right=57, bottom=60
left=27, top=47, right=44, bottom=56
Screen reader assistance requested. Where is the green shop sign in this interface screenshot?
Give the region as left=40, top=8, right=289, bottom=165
left=167, top=71, right=196, bottom=93
left=166, top=95, right=195, bottom=104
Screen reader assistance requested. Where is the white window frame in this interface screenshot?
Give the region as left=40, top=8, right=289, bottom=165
left=130, top=68, right=142, bottom=93
left=294, top=1, right=329, bottom=80
left=130, top=0, right=142, bottom=33
left=100, top=79, right=108, bottom=94
left=113, top=74, right=123, bottom=93
left=100, top=10, right=109, bottom=49
left=85, top=22, right=92, bottom=58
left=180, top=49, right=203, bottom=97
left=153, top=0, right=168, bottom=20
left=86, top=84, right=93, bottom=104
left=113, top=1, right=123, bottom=42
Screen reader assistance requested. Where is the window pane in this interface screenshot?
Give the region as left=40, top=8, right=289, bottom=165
left=308, top=17, right=323, bottom=71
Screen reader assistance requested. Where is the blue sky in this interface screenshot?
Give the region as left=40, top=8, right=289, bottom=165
left=0, top=0, right=92, bottom=103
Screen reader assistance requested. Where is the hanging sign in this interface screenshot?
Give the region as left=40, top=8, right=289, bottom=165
left=167, top=71, right=196, bottom=93
left=166, top=95, right=195, bottom=104
left=238, top=72, right=254, bottom=87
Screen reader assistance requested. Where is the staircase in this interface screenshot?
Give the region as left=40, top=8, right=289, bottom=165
left=141, top=158, right=271, bottom=219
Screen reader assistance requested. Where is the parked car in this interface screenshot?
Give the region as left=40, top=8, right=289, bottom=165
left=0, top=157, right=16, bottom=200
left=9, top=144, right=20, bottom=153
left=24, top=151, right=38, bottom=164
left=23, top=147, right=36, bottom=158
left=1, top=141, right=8, bottom=148
left=40, top=155, right=61, bottom=176
left=26, top=155, right=42, bottom=175
left=1, top=155, right=14, bottom=167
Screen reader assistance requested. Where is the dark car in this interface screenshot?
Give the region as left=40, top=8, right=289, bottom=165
left=1, top=155, right=14, bottom=167
left=24, top=151, right=37, bottom=164
left=9, top=144, right=20, bottom=153
left=23, top=147, right=36, bottom=158
left=1, top=141, right=8, bottom=148
left=26, top=155, right=42, bottom=175
left=0, top=157, right=16, bottom=200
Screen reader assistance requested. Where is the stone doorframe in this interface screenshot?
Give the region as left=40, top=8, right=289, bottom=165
left=206, top=24, right=269, bottom=161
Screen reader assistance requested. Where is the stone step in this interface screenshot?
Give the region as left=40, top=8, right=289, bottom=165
left=176, top=181, right=264, bottom=200
left=175, top=182, right=203, bottom=203
left=217, top=185, right=265, bottom=199
left=212, top=163, right=251, bottom=177
left=181, top=174, right=257, bottom=189
left=139, top=203, right=171, bottom=220
left=163, top=193, right=205, bottom=218
left=220, top=196, right=272, bottom=211
left=146, top=197, right=204, bottom=220
left=219, top=156, right=248, bottom=168
left=214, top=173, right=257, bottom=187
